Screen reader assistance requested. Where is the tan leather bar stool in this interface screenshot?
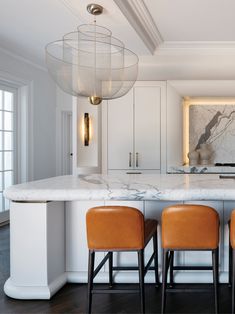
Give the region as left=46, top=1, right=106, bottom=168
left=230, top=210, right=235, bottom=313
left=161, top=204, right=220, bottom=314
left=86, top=206, right=159, bottom=314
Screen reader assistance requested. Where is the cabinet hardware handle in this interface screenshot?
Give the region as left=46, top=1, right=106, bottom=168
left=126, top=171, right=142, bottom=174
left=129, top=152, right=132, bottom=167
left=136, top=152, right=139, bottom=167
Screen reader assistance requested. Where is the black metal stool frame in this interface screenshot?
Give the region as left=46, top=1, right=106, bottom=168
left=87, top=231, right=159, bottom=314
left=161, top=248, right=219, bottom=314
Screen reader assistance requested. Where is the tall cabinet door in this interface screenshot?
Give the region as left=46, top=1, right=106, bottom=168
left=134, top=86, right=161, bottom=170
left=107, top=90, right=134, bottom=170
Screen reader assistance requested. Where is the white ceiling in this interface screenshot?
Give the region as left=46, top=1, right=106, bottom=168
left=1, top=0, right=235, bottom=68
left=144, top=0, right=235, bottom=41
left=0, top=0, right=148, bottom=67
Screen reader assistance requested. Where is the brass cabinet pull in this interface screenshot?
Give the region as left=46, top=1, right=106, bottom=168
left=136, top=152, right=139, bottom=168
left=129, top=152, right=132, bottom=167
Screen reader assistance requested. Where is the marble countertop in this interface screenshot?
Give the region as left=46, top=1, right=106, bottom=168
left=168, top=165, right=235, bottom=174
left=4, top=173, right=235, bottom=202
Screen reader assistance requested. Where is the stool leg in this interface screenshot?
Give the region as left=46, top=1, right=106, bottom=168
left=230, top=237, right=233, bottom=287
left=216, top=248, right=219, bottom=286
left=138, top=249, right=145, bottom=314
left=169, top=251, right=174, bottom=288
left=232, top=249, right=235, bottom=314
left=161, top=249, right=169, bottom=314
left=109, top=251, right=113, bottom=288
left=212, top=249, right=219, bottom=314
left=153, top=231, right=160, bottom=287
left=87, top=250, right=95, bottom=314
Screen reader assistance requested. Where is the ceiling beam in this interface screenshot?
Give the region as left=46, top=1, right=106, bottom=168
left=114, top=0, right=163, bottom=54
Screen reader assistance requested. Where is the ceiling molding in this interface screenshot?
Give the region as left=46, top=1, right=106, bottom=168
left=0, top=46, right=47, bottom=72
left=156, top=41, right=235, bottom=56
left=114, top=0, right=163, bottom=54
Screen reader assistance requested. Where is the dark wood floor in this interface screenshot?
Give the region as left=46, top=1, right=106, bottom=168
left=0, top=224, right=232, bottom=313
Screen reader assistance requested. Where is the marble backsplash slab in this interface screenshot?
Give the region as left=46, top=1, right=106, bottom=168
left=168, top=165, right=235, bottom=174
left=189, top=104, right=235, bottom=163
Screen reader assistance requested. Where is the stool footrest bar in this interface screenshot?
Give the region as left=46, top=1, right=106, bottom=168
left=173, top=266, right=212, bottom=271
left=166, top=287, right=213, bottom=293
left=91, top=289, right=139, bottom=294
left=113, top=266, right=156, bottom=271
left=113, top=266, right=139, bottom=271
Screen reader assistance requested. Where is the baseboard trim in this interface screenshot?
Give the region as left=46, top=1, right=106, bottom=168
left=67, top=270, right=228, bottom=284
left=4, top=273, right=67, bottom=299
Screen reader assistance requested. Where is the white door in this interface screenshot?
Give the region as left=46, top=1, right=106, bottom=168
left=107, top=90, right=134, bottom=170
left=61, top=111, right=73, bottom=175
left=134, top=86, right=161, bottom=170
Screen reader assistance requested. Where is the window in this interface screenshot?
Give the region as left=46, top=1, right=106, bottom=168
left=0, top=85, right=17, bottom=212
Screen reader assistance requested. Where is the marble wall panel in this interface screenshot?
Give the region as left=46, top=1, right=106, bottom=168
left=189, top=105, right=235, bottom=163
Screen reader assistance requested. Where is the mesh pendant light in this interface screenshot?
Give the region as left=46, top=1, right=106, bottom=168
left=45, top=3, right=139, bottom=105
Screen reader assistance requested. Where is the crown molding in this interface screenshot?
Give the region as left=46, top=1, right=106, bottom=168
left=156, top=41, right=235, bottom=55
left=0, top=46, right=47, bottom=72
left=114, top=0, right=163, bottom=54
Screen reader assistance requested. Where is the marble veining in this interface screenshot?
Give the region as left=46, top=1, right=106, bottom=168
left=189, top=105, right=235, bottom=163
left=168, top=165, right=235, bottom=174
left=5, top=173, right=235, bottom=202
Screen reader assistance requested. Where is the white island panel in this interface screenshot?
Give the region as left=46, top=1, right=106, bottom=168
left=5, top=201, right=66, bottom=299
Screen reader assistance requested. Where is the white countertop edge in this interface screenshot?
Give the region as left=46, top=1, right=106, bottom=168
left=4, top=173, right=235, bottom=202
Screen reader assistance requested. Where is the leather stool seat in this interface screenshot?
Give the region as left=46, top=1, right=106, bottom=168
left=86, top=206, right=157, bottom=250
left=161, top=204, right=219, bottom=314
left=86, top=205, right=159, bottom=314
left=162, top=204, right=219, bottom=249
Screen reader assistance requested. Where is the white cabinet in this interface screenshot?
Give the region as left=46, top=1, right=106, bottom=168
left=104, top=81, right=166, bottom=173
left=134, top=86, right=161, bottom=170
left=107, top=90, right=133, bottom=170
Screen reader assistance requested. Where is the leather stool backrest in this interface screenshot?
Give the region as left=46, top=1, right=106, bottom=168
left=162, top=204, right=219, bottom=249
left=86, top=206, right=145, bottom=250
left=230, top=210, right=235, bottom=249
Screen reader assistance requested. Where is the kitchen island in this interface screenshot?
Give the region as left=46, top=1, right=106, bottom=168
left=4, top=173, right=235, bottom=299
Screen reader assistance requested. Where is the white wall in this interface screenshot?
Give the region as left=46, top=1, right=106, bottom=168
left=56, top=88, right=73, bottom=176
left=166, top=82, right=183, bottom=168
left=56, top=89, right=102, bottom=176
left=74, top=97, right=101, bottom=175
left=0, top=48, right=56, bottom=180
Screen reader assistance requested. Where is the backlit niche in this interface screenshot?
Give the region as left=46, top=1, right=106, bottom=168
left=183, top=97, right=235, bottom=165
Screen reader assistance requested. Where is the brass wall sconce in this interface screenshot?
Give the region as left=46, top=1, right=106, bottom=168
left=84, top=113, right=90, bottom=146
